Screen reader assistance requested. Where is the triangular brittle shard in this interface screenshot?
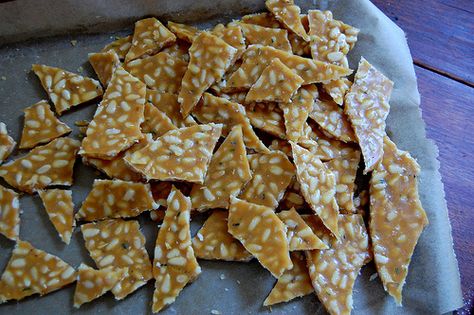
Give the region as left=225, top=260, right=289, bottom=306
left=0, top=137, right=80, bottom=194
left=147, top=90, right=197, bottom=128
left=0, top=240, right=76, bottom=303
left=101, top=35, right=132, bottom=60
left=192, top=210, right=252, bottom=262
left=19, top=100, right=71, bottom=149
left=38, top=189, right=75, bottom=244
left=190, top=125, right=252, bottom=211
left=124, top=123, right=222, bottom=183
left=168, top=21, right=200, bottom=43
left=32, top=64, right=103, bottom=115
left=73, top=264, right=127, bottom=308
left=228, top=197, right=292, bottom=278
left=212, top=24, right=246, bottom=59
left=153, top=187, right=201, bottom=313
left=266, top=0, right=310, bottom=41
left=0, top=185, right=20, bottom=241
left=142, top=103, right=177, bottom=139
left=0, top=122, right=16, bottom=164
left=240, top=23, right=291, bottom=52
left=88, top=51, right=121, bottom=86
left=322, top=77, right=352, bottom=106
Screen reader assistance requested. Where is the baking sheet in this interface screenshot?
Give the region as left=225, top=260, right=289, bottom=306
left=0, top=0, right=463, bottom=314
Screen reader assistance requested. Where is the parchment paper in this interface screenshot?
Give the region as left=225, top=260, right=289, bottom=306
left=0, top=0, right=463, bottom=314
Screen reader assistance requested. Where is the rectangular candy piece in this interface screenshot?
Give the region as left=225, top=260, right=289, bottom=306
left=19, top=100, right=71, bottom=149
left=263, top=252, right=314, bottom=306
left=0, top=240, right=76, bottom=303
left=0, top=137, right=80, bottom=194
left=246, top=58, right=304, bottom=104
left=178, top=32, right=237, bottom=117
left=161, top=40, right=191, bottom=62
left=241, top=12, right=282, bottom=28
left=142, top=103, right=177, bottom=139
left=228, top=197, right=292, bottom=278
left=323, top=78, right=352, bottom=106
left=88, top=51, right=121, bottom=86
left=125, top=17, right=176, bottom=62
left=124, top=52, right=187, bottom=93
left=81, top=219, right=153, bottom=299
left=240, top=23, right=291, bottom=52
left=75, top=179, right=158, bottom=221
left=0, top=185, right=20, bottom=241
left=266, top=0, right=310, bottom=41
left=226, top=45, right=352, bottom=90
left=291, top=142, right=340, bottom=238
left=212, top=23, right=246, bottom=60
left=80, top=66, right=146, bottom=159
left=239, top=150, right=294, bottom=209
left=124, top=123, right=222, bottom=183
left=305, top=214, right=371, bottom=315
left=193, top=93, right=269, bottom=153
left=344, top=58, right=393, bottom=173
left=38, top=189, right=75, bottom=244
left=167, top=21, right=200, bottom=42
left=153, top=187, right=201, bottom=313
left=369, top=137, right=428, bottom=305
left=147, top=90, right=197, bottom=127
left=192, top=210, right=252, bottom=262
left=74, top=264, right=127, bottom=308
left=278, top=208, right=327, bottom=251
left=0, top=122, right=16, bottom=164
left=101, top=35, right=132, bottom=60
left=190, top=126, right=251, bottom=211
left=32, top=64, right=103, bottom=115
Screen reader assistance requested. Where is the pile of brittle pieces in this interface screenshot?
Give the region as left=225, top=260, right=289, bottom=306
left=0, top=1, right=429, bottom=314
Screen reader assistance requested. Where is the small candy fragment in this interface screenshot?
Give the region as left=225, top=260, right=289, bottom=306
left=81, top=219, right=153, bottom=299
left=212, top=24, right=246, bottom=59
left=147, top=90, right=197, bottom=127
left=19, top=100, right=71, bottom=149
left=190, top=126, right=251, bottom=211
left=142, top=102, right=177, bottom=139
left=75, top=179, right=157, bottom=221
left=152, top=187, right=201, bottom=313
left=370, top=137, right=428, bottom=304
left=161, top=40, right=191, bottom=62
left=125, top=124, right=222, bottom=183
left=278, top=177, right=307, bottom=210
left=266, top=0, right=310, bottom=41
left=101, top=35, right=132, bottom=60
left=88, top=51, right=121, bottom=86
left=167, top=21, right=200, bottom=42
left=0, top=185, right=20, bottom=241
left=228, top=198, right=292, bottom=278
left=0, top=137, right=80, bottom=194
left=280, top=84, right=316, bottom=141
left=32, top=64, right=103, bottom=115
left=192, top=210, right=252, bottom=262
left=241, top=12, right=281, bottom=28
left=263, top=252, right=314, bottom=306
left=240, top=23, right=291, bottom=52
left=288, top=15, right=311, bottom=56
left=38, top=189, right=75, bottom=244
left=0, top=240, right=76, bottom=303
left=0, top=122, right=16, bottom=164
left=125, top=17, right=176, bottom=62
left=323, top=78, right=352, bottom=106
left=73, top=264, right=127, bottom=308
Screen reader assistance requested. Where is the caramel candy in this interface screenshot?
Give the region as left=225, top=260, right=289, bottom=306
left=161, top=40, right=191, bottom=62
left=147, top=90, right=197, bottom=127
left=88, top=51, right=121, bottom=86
left=142, top=102, right=177, bottom=139
left=0, top=185, right=20, bottom=241
left=0, top=122, right=15, bottom=164
left=101, top=35, right=132, bottom=60
left=38, top=189, right=75, bottom=244
left=266, top=0, right=310, bottom=41
left=241, top=12, right=281, bottom=28
left=212, top=23, right=246, bottom=59
left=167, top=21, right=200, bottom=42
left=323, top=78, right=352, bottom=106
left=240, top=23, right=291, bottom=52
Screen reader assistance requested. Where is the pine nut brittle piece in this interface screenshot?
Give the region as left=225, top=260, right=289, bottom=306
left=0, top=137, right=80, bottom=194
left=147, top=90, right=197, bottom=127
left=246, top=58, right=304, bottom=104
left=80, top=66, right=146, bottom=160
left=370, top=137, right=428, bottom=305
left=38, top=189, right=75, bottom=244
left=212, top=23, right=246, bottom=59
left=81, top=219, right=153, bottom=299
left=226, top=45, right=351, bottom=90
left=266, top=0, right=310, bottom=41
left=192, top=210, right=252, bottom=262
left=344, top=58, right=393, bottom=173
left=101, top=35, right=132, bottom=60
left=142, top=103, right=177, bottom=139
left=19, top=100, right=71, bottom=149
left=178, top=32, right=237, bottom=117
left=73, top=264, right=127, bottom=308
left=88, top=51, right=121, bottom=86
left=124, top=123, right=222, bottom=183
left=0, top=185, right=20, bottom=241
left=125, top=17, right=176, bottom=62
left=152, top=187, right=201, bottom=313
left=0, top=122, right=15, bottom=165
left=75, top=179, right=157, bottom=221
left=239, top=150, right=294, bottom=209
left=124, top=52, right=187, bottom=93
left=279, top=177, right=308, bottom=210
left=228, top=197, right=292, bottom=278
left=161, top=40, right=191, bottom=62
left=167, top=21, right=200, bottom=43
left=288, top=15, right=311, bottom=56
left=305, top=214, right=371, bottom=315
left=241, top=12, right=282, bottom=28
left=278, top=208, right=327, bottom=251
left=291, top=142, right=340, bottom=238
left=32, top=64, right=103, bottom=115
left=0, top=240, right=76, bottom=303
left=190, top=125, right=252, bottom=211
left=322, top=77, right=352, bottom=106
left=193, top=93, right=269, bottom=153
left=240, top=23, right=292, bottom=52
left=263, top=252, right=314, bottom=306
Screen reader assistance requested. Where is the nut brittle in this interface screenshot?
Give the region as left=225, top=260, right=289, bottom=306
left=0, top=122, right=16, bottom=164
left=241, top=12, right=282, bottom=28
left=101, top=35, right=132, bottom=60
left=88, top=51, right=121, bottom=86
left=38, top=189, right=75, bottom=244
left=212, top=23, right=246, bottom=59
left=240, top=23, right=292, bottom=52
left=266, top=0, right=310, bottom=41
left=323, top=78, right=352, bottom=106
left=142, top=102, right=177, bottom=139
left=0, top=185, right=20, bottom=241
left=167, top=21, right=200, bottom=42
left=161, top=40, right=191, bottom=62
left=147, top=90, right=197, bottom=127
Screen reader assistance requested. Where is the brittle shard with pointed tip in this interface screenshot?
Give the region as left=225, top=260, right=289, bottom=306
left=38, top=189, right=75, bottom=244
left=142, top=103, right=177, bottom=139
left=266, top=0, right=310, bottom=41
left=147, top=90, right=197, bottom=128
left=0, top=122, right=15, bottom=165
left=167, top=21, right=200, bottom=42
left=0, top=185, right=20, bottom=241
left=101, top=35, right=132, bottom=60
left=88, top=51, right=121, bottom=86
left=240, top=23, right=291, bottom=52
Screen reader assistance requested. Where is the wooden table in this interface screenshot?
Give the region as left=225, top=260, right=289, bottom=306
left=371, top=0, right=474, bottom=312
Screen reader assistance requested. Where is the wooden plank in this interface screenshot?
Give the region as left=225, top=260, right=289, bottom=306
left=415, top=65, right=474, bottom=295
left=372, top=0, right=474, bottom=86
